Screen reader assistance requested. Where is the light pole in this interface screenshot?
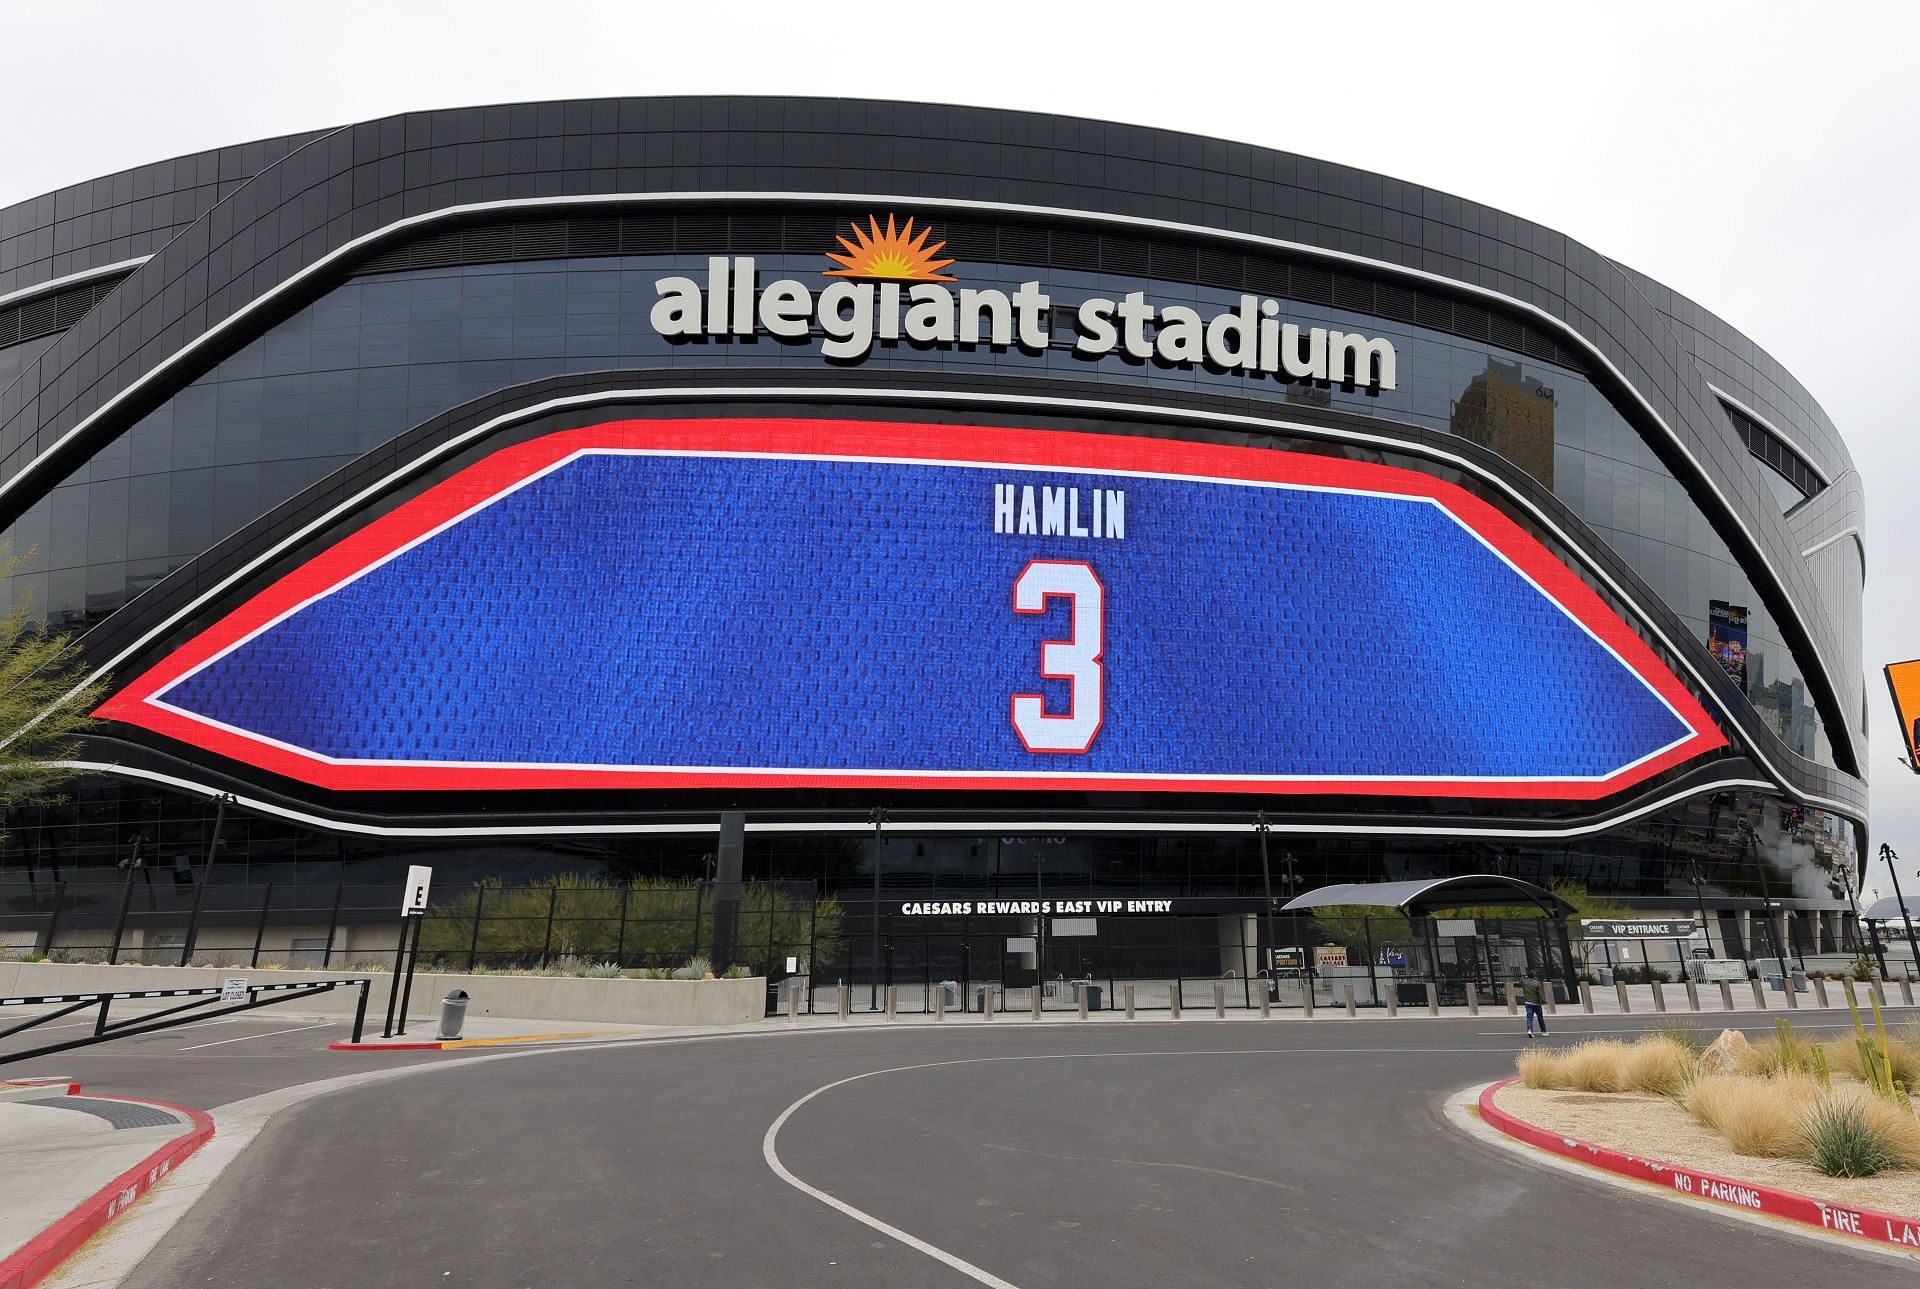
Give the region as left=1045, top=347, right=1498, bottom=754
left=1685, top=857, right=1713, bottom=956
left=1254, top=813, right=1276, bottom=980
left=1879, top=842, right=1920, bottom=979
left=868, top=807, right=888, bottom=1010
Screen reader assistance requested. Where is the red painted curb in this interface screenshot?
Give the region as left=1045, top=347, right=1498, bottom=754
left=0, top=1089, right=215, bottom=1289
left=1479, top=1077, right=1920, bottom=1251
left=327, top=1039, right=443, bottom=1051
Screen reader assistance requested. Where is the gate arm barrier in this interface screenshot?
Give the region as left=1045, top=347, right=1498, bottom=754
left=0, top=978, right=373, bottom=1066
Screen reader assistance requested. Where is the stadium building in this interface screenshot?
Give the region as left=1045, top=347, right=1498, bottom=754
left=0, top=99, right=1871, bottom=996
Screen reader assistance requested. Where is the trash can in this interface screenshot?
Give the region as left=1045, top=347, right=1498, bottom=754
left=1549, top=980, right=1570, bottom=1004
left=941, top=980, right=960, bottom=1009
left=973, top=984, right=992, bottom=1013
left=1072, top=981, right=1103, bottom=1011
left=436, top=989, right=470, bottom=1041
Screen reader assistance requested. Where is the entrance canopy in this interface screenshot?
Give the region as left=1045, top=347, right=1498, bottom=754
left=1280, top=875, right=1576, bottom=918
left=1864, top=895, right=1919, bottom=923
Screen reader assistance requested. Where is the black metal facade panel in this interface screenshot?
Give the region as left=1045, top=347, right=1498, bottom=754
left=0, top=97, right=1867, bottom=784
left=0, top=131, right=328, bottom=301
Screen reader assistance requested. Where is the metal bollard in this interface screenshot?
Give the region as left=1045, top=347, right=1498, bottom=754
left=1258, top=990, right=1270, bottom=1019
left=1078, top=987, right=1089, bottom=1020
left=1544, top=990, right=1557, bottom=1017
left=1903, top=978, right=1915, bottom=1007
left=1783, top=977, right=1798, bottom=1010
left=1301, top=982, right=1314, bottom=1018
left=1343, top=983, right=1356, bottom=1018
left=1030, top=987, right=1042, bottom=1021
left=1125, top=984, right=1137, bottom=1019
left=1580, top=983, right=1594, bottom=1014
left=886, top=985, right=898, bottom=1020
left=1750, top=979, right=1767, bottom=1010
left=1719, top=980, right=1734, bottom=1010
left=1615, top=980, right=1631, bottom=1014
left=1385, top=986, right=1398, bottom=1018
left=1814, top=978, right=1830, bottom=1009
left=1842, top=978, right=1859, bottom=1009
left=1213, top=982, right=1226, bottom=1019
left=1651, top=980, right=1666, bottom=1013
left=1425, top=983, right=1439, bottom=1016
left=983, top=986, right=995, bottom=1021
left=1465, top=983, right=1479, bottom=1016
left=837, top=982, right=851, bottom=1021
left=787, top=983, right=801, bottom=1025
left=1684, top=979, right=1700, bottom=1011
left=1870, top=977, right=1887, bottom=1008
left=435, top=990, right=469, bottom=1041
left=935, top=990, right=946, bottom=1022
left=1170, top=988, right=1182, bottom=1020
left=1505, top=982, right=1518, bottom=1015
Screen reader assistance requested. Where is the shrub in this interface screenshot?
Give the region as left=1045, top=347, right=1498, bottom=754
left=576, top=962, right=624, bottom=979
left=1559, top=1041, right=1630, bottom=1093
left=1622, top=1038, right=1695, bottom=1097
left=1687, top=1075, right=1815, bottom=1157
left=1739, top=1023, right=1819, bottom=1078
left=1823, top=1034, right=1920, bottom=1088
left=1516, top=1047, right=1564, bottom=1090
left=1802, top=1096, right=1911, bottom=1178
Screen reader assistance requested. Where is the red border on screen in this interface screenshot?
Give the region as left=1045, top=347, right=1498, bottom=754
left=96, top=417, right=1728, bottom=797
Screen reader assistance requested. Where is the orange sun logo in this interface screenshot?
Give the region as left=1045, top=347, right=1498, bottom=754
left=823, top=214, right=956, bottom=282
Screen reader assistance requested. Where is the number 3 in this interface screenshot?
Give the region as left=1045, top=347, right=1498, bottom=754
left=1011, top=561, right=1104, bottom=753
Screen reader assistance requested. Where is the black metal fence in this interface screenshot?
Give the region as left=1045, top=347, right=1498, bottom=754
left=0, top=876, right=831, bottom=976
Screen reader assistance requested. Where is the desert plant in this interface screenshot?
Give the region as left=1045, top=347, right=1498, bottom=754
left=576, top=962, right=624, bottom=979
left=1516, top=1047, right=1564, bottom=1090
left=1687, top=1075, right=1817, bottom=1157
left=1801, top=1097, right=1911, bottom=1178
left=1558, top=1041, right=1630, bottom=1093
left=1622, top=1038, right=1695, bottom=1097
left=1739, top=1021, right=1818, bottom=1078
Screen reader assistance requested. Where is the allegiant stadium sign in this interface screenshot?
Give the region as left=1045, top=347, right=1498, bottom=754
left=646, top=214, right=1399, bottom=389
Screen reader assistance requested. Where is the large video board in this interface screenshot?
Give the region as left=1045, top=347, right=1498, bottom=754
left=98, top=418, right=1725, bottom=797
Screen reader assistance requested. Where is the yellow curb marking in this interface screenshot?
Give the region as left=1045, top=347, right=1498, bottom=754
left=440, top=1032, right=604, bottom=1048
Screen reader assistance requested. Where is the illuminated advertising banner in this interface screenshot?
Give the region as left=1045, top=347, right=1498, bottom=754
left=1887, top=659, right=1920, bottom=769
left=98, top=418, right=1725, bottom=797
left=1708, top=600, right=1749, bottom=690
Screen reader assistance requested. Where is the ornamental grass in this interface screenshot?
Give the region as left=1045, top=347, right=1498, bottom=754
left=1684, top=1073, right=1818, bottom=1158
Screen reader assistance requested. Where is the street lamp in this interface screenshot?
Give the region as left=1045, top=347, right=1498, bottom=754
left=868, top=806, right=888, bottom=1010
left=1253, top=813, right=1277, bottom=980
left=1878, top=842, right=1920, bottom=979
left=1684, top=857, right=1713, bottom=956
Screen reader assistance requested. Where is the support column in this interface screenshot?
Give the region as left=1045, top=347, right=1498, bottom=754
left=709, top=811, right=745, bottom=972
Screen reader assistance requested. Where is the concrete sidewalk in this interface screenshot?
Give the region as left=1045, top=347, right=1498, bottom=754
left=0, top=1081, right=210, bottom=1288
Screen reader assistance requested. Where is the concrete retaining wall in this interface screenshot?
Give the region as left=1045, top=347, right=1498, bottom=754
left=0, top=962, right=766, bottom=1027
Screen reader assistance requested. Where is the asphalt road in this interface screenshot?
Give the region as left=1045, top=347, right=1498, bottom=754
left=100, top=1013, right=1908, bottom=1289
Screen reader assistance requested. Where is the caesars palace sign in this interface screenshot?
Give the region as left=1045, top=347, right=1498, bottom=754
left=645, top=214, right=1399, bottom=389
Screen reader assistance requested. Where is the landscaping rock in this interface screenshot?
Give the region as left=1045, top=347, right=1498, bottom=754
left=1699, top=1028, right=1752, bottom=1076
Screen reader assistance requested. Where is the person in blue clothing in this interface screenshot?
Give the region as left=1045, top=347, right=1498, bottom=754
left=1519, top=974, right=1549, bottom=1037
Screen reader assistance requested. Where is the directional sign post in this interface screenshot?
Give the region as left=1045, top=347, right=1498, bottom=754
left=383, top=866, right=434, bottom=1038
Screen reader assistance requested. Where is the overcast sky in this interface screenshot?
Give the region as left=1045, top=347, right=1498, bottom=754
left=3, top=0, right=1916, bottom=897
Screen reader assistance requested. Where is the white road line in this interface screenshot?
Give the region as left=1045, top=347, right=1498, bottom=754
left=761, top=1047, right=1521, bottom=1289
left=177, top=1023, right=330, bottom=1052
